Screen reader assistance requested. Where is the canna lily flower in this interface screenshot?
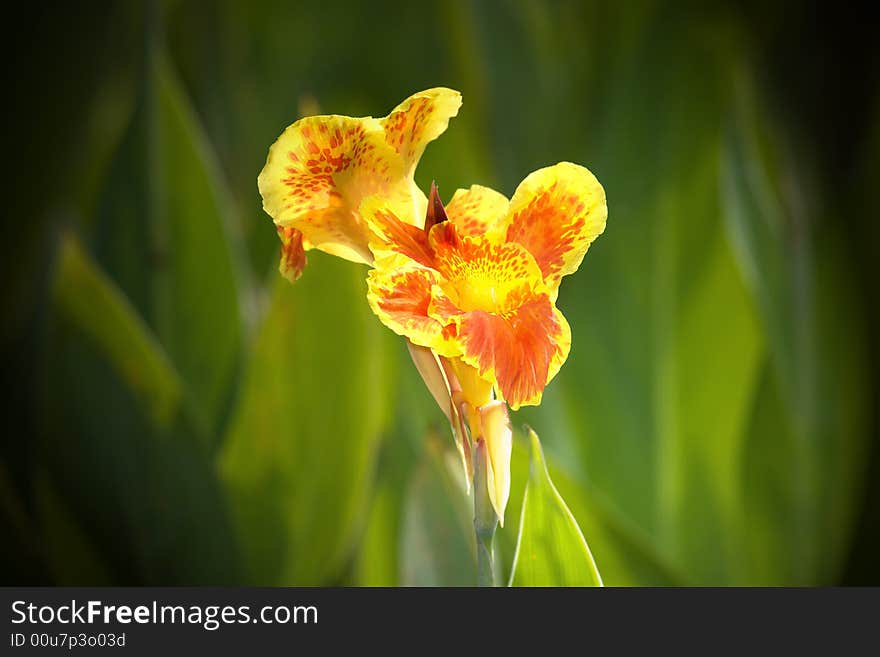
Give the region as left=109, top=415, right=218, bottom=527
left=364, top=165, right=606, bottom=522
left=258, top=89, right=607, bottom=527
left=258, top=88, right=461, bottom=281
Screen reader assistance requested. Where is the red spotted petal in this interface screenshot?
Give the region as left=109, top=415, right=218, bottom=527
left=381, top=89, right=462, bottom=175
left=259, top=89, right=461, bottom=277
left=503, top=162, right=607, bottom=292
left=259, top=114, right=395, bottom=266
left=445, top=185, right=509, bottom=237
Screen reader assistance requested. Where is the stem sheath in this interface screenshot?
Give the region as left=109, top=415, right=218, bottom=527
left=473, top=440, right=498, bottom=587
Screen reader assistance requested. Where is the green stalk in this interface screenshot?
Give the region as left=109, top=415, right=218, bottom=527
left=473, top=440, right=498, bottom=587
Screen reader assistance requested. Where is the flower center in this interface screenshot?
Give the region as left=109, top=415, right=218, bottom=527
left=437, top=238, right=543, bottom=314
left=450, top=276, right=506, bottom=313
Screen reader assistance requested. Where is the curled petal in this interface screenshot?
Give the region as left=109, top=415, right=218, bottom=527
left=446, top=185, right=510, bottom=237
left=503, top=162, right=607, bottom=294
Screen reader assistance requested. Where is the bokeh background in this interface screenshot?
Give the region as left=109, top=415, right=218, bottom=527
left=2, top=0, right=878, bottom=585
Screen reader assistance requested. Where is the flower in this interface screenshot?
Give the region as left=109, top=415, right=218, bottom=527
left=258, top=89, right=607, bottom=525
left=363, top=168, right=606, bottom=521
left=258, top=88, right=462, bottom=281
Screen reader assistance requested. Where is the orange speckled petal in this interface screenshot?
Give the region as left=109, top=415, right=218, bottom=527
left=445, top=185, right=510, bottom=237
left=432, top=287, right=571, bottom=410
left=503, top=162, right=607, bottom=293
left=381, top=88, right=462, bottom=176
left=366, top=256, right=451, bottom=353
left=259, top=113, right=412, bottom=267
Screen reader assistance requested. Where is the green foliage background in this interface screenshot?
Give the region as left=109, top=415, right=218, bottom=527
left=2, top=0, right=878, bottom=585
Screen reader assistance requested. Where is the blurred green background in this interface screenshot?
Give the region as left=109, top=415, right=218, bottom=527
left=2, top=0, right=878, bottom=586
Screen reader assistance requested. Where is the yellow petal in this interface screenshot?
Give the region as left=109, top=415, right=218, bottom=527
left=381, top=88, right=462, bottom=177
left=502, top=162, right=607, bottom=295
left=445, top=185, right=510, bottom=237
left=448, top=357, right=493, bottom=409
left=258, top=114, right=395, bottom=265
left=480, top=400, right=512, bottom=525
left=258, top=89, right=461, bottom=275
left=380, top=88, right=461, bottom=226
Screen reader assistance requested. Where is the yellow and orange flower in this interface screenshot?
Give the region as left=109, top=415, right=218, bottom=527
left=364, top=168, right=606, bottom=520
left=258, top=89, right=607, bottom=524
left=258, top=88, right=461, bottom=280
left=365, top=164, right=606, bottom=410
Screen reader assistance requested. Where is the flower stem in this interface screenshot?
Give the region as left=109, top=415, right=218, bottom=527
left=473, top=440, right=498, bottom=587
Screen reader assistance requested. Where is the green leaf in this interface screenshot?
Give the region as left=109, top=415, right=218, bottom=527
left=497, top=434, right=683, bottom=587
left=218, top=255, right=393, bottom=585
left=150, top=51, right=248, bottom=431
left=509, top=429, right=602, bottom=587
left=47, top=234, right=240, bottom=584
left=720, top=70, right=870, bottom=583
left=52, top=234, right=184, bottom=429
left=93, top=45, right=246, bottom=435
